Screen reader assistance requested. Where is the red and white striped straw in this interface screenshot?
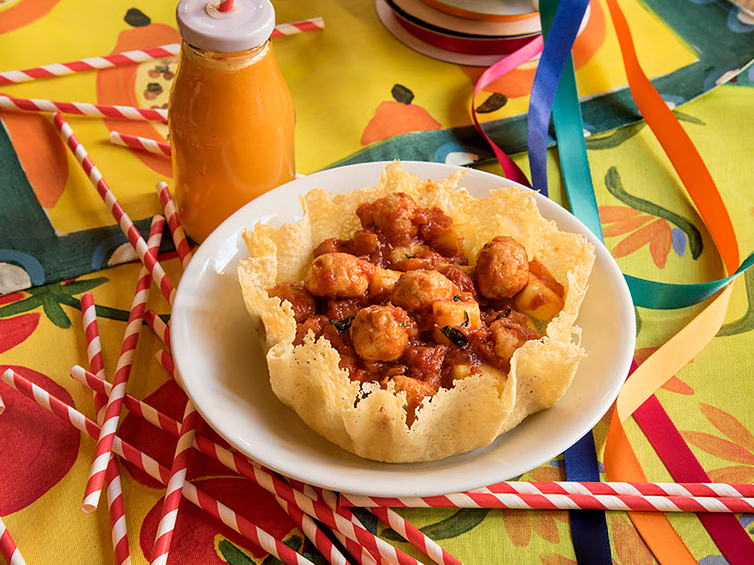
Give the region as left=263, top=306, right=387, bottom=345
left=110, top=132, right=170, bottom=157
left=70, top=365, right=352, bottom=565
left=309, top=483, right=457, bottom=565
left=80, top=292, right=132, bottom=565
left=198, top=451, right=422, bottom=565
left=216, top=0, right=234, bottom=13
left=0, top=516, right=26, bottom=565
left=2, top=94, right=167, bottom=121
left=0, top=44, right=179, bottom=86
left=369, top=507, right=461, bottom=565
left=81, top=292, right=105, bottom=386
left=144, top=310, right=171, bottom=348
left=155, top=181, right=193, bottom=270
left=339, top=490, right=754, bottom=514
left=70, top=365, right=180, bottom=437
left=1, top=369, right=314, bottom=565
left=271, top=17, right=325, bottom=37
left=154, top=349, right=176, bottom=380
left=479, top=479, right=754, bottom=499
left=81, top=217, right=164, bottom=513
left=69, top=365, right=417, bottom=565
left=293, top=483, right=383, bottom=565
left=52, top=113, right=176, bottom=305
left=151, top=401, right=201, bottom=565
left=105, top=459, right=131, bottom=565
left=275, top=496, right=349, bottom=565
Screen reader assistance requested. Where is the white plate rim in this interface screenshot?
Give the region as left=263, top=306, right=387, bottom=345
left=171, top=160, right=636, bottom=497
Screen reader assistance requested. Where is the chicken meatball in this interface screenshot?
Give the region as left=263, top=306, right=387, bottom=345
left=390, top=269, right=460, bottom=313
left=357, top=192, right=418, bottom=243
left=475, top=236, right=529, bottom=299
left=267, top=281, right=317, bottom=324
left=489, top=317, right=541, bottom=362
left=304, top=253, right=375, bottom=298
left=350, top=305, right=416, bottom=361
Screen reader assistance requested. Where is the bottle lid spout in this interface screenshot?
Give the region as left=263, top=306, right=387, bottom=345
left=176, top=0, right=275, bottom=52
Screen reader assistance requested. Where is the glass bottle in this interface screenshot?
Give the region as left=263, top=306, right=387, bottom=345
left=170, top=0, right=295, bottom=243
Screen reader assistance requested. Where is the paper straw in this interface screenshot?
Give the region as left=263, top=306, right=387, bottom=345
left=154, top=349, right=176, bottom=380
left=217, top=0, right=234, bottom=13
left=110, top=131, right=170, bottom=156
left=80, top=216, right=164, bottom=513
left=479, top=480, right=754, bottom=500
left=340, top=490, right=754, bottom=514
left=155, top=181, right=193, bottom=270
left=70, top=365, right=419, bottom=565
left=1, top=369, right=314, bottom=565
left=151, top=401, right=201, bottom=565
left=80, top=292, right=105, bottom=387
left=80, top=292, right=132, bottom=565
left=144, top=310, right=171, bottom=348
left=104, top=459, right=131, bottom=565
left=294, top=483, right=384, bottom=565
left=70, top=365, right=350, bottom=565
left=0, top=45, right=179, bottom=86
left=1, top=94, right=167, bottom=121
left=52, top=113, right=176, bottom=305
left=271, top=17, right=325, bottom=37
left=0, top=515, right=27, bottom=565
left=70, top=365, right=180, bottom=437
left=369, top=506, right=460, bottom=565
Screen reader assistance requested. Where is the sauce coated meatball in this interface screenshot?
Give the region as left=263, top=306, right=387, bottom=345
left=489, top=317, right=541, bottom=361
left=304, top=253, right=375, bottom=298
left=350, top=305, right=417, bottom=361
left=268, top=281, right=318, bottom=324
left=357, top=192, right=418, bottom=244
left=475, top=236, right=529, bottom=300
left=390, top=269, right=460, bottom=313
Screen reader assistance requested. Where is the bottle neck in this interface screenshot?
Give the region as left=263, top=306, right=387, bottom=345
left=181, top=39, right=270, bottom=71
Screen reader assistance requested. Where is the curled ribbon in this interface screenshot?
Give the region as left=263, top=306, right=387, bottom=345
left=474, top=0, right=754, bottom=561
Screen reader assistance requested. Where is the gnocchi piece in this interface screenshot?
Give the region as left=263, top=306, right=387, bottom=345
left=431, top=299, right=482, bottom=345
left=475, top=236, right=529, bottom=300
left=350, top=305, right=416, bottom=362
left=434, top=228, right=464, bottom=258
left=304, top=253, right=375, bottom=298
left=514, top=260, right=565, bottom=320
left=369, top=267, right=402, bottom=298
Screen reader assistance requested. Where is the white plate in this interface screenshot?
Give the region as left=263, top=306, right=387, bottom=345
left=171, top=161, right=635, bottom=497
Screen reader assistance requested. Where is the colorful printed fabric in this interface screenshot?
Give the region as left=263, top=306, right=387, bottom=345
left=1, top=0, right=754, bottom=564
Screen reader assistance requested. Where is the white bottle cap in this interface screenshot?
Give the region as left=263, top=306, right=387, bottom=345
left=176, top=0, right=275, bottom=52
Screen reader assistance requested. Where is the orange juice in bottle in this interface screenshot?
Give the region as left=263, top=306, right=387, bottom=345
left=170, top=0, right=295, bottom=242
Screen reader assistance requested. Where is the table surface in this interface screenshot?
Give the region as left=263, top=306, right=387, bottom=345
left=1, top=0, right=753, bottom=564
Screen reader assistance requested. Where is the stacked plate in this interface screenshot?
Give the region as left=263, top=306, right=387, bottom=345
left=376, top=0, right=588, bottom=66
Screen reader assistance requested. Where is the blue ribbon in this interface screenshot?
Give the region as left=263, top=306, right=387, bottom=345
left=527, top=0, right=591, bottom=198
left=532, top=0, right=613, bottom=563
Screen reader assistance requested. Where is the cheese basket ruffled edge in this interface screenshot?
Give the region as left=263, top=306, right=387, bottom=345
left=238, top=162, right=595, bottom=462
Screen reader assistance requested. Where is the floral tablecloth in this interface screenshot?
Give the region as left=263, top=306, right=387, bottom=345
left=1, top=0, right=753, bottom=563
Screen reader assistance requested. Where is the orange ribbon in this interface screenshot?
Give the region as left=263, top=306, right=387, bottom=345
left=602, top=0, right=745, bottom=562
